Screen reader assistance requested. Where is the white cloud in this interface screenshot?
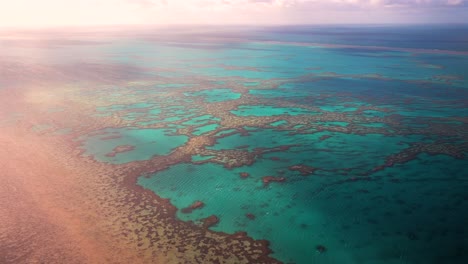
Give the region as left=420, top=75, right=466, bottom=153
left=0, top=0, right=466, bottom=27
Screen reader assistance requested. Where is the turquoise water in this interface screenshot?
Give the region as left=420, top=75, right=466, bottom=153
left=231, top=105, right=318, bottom=116
left=80, top=128, right=188, bottom=164
left=316, top=121, right=349, bottom=127
left=184, top=89, right=241, bottom=102
left=193, top=123, right=219, bottom=136
left=270, top=120, right=288, bottom=127
left=139, top=153, right=468, bottom=264
left=137, top=93, right=462, bottom=263
left=67, top=26, right=468, bottom=263
left=182, top=115, right=220, bottom=126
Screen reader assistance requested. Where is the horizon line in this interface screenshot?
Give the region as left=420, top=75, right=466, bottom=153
left=2, top=22, right=468, bottom=31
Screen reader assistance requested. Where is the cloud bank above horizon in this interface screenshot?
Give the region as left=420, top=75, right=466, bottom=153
left=1, top=0, right=467, bottom=28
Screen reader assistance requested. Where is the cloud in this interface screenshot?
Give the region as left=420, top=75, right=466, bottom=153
left=271, top=0, right=467, bottom=7
left=127, top=0, right=467, bottom=8
left=0, top=0, right=466, bottom=27
left=124, top=0, right=467, bottom=11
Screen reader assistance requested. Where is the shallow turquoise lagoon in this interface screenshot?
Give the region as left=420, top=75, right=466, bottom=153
left=231, top=105, right=318, bottom=116
left=182, top=115, right=220, bottom=126
left=319, top=105, right=359, bottom=112
left=249, top=88, right=311, bottom=99
left=270, top=120, right=288, bottom=127
left=214, top=129, right=237, bottom=136
left=316, top=121, right=349, bottom=127
left=139, top=153, right=467, bottom=264
left=207, top=129, right=425, bottom=171
left=96, top=102, right=153, bottom=112
left=359, top=122, right=387, bottom=128
left=80, top=128, right=188, bottom=164
left=244, top=82, right=259, bottom=86
left=191, top=155, right=215, bottom=162
left=362, top=110, right=390, bottom=118
left=156, top=83, right=189, bottom=88
left=193, top=123, right=219, bottom=136
left=184, top=89, right=241, bottom=102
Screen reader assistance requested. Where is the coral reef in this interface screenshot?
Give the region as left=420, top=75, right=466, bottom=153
left=289, top=165, right=317, bottom=176
left=262, top=176, right=286, bottom=186
left=105, top=145, right=135, bottom=157
left=239, top=172, right=250, bottom=179
left=316, top=245, right=327, bottom=254
left=181, top=201, right=205, bottom=214
left=246, top=213, right=256, bottom=220
left=202, top=215, right=220, bottom=229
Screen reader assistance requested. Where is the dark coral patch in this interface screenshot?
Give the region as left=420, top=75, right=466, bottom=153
left=316, top=245, right=327, bottom=254
left=246, top=213, right=256, bottom=220
left=100, top=134, right=122, bottom=140
left=181, top=200, right=205, bottom=214
left=105, top=145, right=135, bottom=157
left=262, top=176, right=286, bottom=186
left=202, top=215, right=219, bottom=228
left=288, top=164, right=317, bottom=176
left=239, top=172, right=250, bottom=179
left=236, top=145, right=250, bottom=149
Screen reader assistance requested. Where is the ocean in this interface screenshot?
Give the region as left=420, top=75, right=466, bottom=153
left=1, top=25, right=467, bottom=263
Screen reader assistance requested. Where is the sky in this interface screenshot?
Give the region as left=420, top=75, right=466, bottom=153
left=0, top=0, right=467, bottom=28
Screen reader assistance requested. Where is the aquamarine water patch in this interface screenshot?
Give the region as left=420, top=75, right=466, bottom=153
left=167, top=105, right=185, bottom=110
left=315, top=121, right=348, bottom=127
left=434, top=120, right=464, bottom=125
left=156, top=83, right=189, bottom=88
left=362, top=110, right=390, bottom=118
left=137, top=120, right=159, bottom=126
left=231, top=105, right=317, bottom=116
left=284, top=133, right=424, bottom=171
left=359, top=122, right=387, bottom=128
left=148, top=108, right=162, bottom=115
left=208, top=129, right=424, bottom=170
left=192, top=155, right=215, bottom=162
left=79, top=128, right=188, bottom=164
left=193, top=124, right=219, bottom=136
left=182, top=115, right=220, bottom=126
left=137, top=160, right=338, bottom=263
left=138, top=116, right=184, bottom=126
left=167, top=124, right=186, bottom=129
left=122, top=112, right=146, bottom=121
left=249, top=88, right=310, bottom=99
left=208, top=128, right=290, bottom=151
left=186, top=48, right=306, bottom=79
left=244, top=82, right=259, bottom=86
left=395, top=108, right=465, bottom=118
left=184, top=89, right=241, bottom=102
left=138, top=149, right=468, bottom=264
left=96, top=102, right=153, bottom=112
left=214, top=129, right=237, bottom=137
left=137, top=108, right=197, bottom=126
left=319, top=105, right=359, bottom=112
left=270, top=120, right=288, bottom=127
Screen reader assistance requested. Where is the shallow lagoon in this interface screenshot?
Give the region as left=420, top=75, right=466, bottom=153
left=80, top=128, right=188, bottom=164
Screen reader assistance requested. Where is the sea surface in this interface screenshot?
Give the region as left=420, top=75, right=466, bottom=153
left=3, top=25, right=467, bottom=263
